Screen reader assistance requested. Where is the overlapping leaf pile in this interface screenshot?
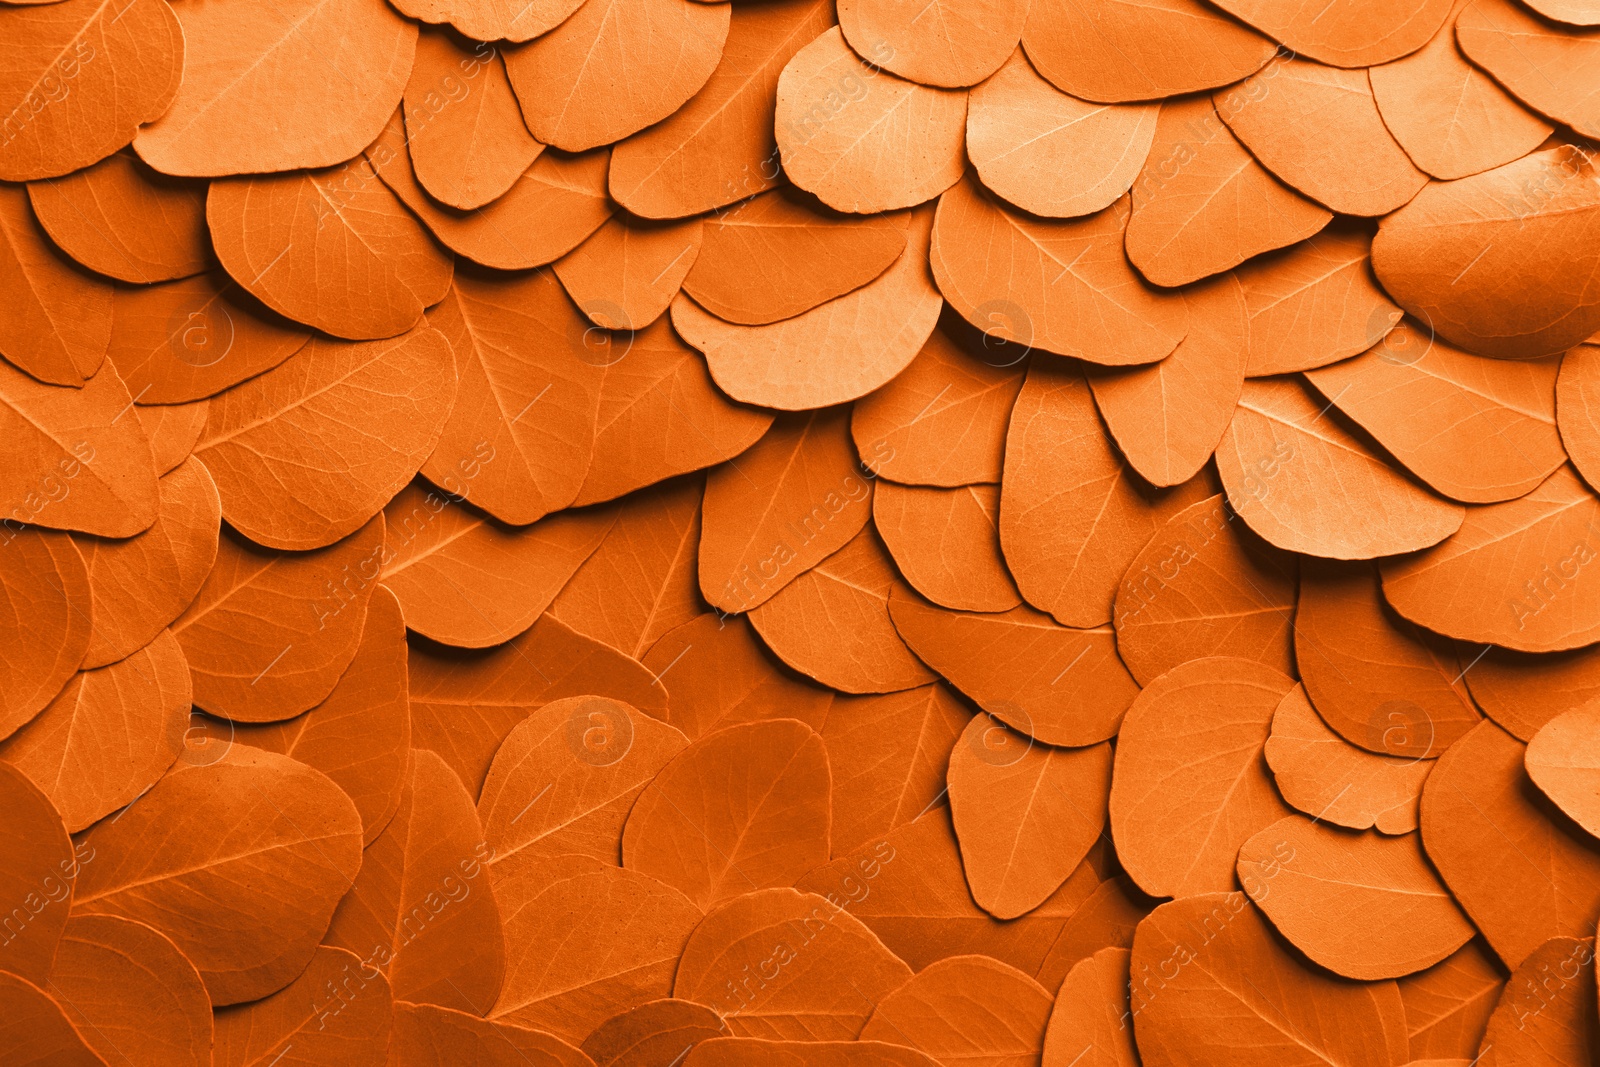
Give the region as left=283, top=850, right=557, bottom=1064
left=2, top=0, right=1600, bottom=1062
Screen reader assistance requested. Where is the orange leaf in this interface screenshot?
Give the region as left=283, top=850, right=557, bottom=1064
left=503, top=0, right=729, bottom=152
left=0, top=527, right=91, bottom=739
left=1112, top=494, right=1297, bottom=685
left=582, top=999, right=727, bottom=1067
left=133, top=0, right=414, bottom=176
left=1035, top=876, right=1155, bottom=993
left=392, top=1002, right=594, bottom=1067
left=681, top=188, right=907, bottom=326
left=0, top=0, right=180, bottom=181
left=380, top=481, right=614, bottom=649
left=0, top=184, right=111, bottom=386
left=555, top=216, right=703, bottom=331
left=0, top=762, right=75, bottom=984
left=0, top=972, right=106, bottom=1067
left=408, top=612, right=669, bottom=795
left=859, top=955, right=1052, bottom=1062
left=1559, top=345, right=1600, bottom=492
left=673, top=208, right=941, bottom=410
left=388, top=0, right=581, bottom=43
left=1420, top=720, right=1600, bottom=970
left=78, top=455, right=219, bottom=668
left=0, top=629, right=188, bottom=832
left=672, top=886, right=912, bottom=1038
left=838, top=0, right=1027, bottom=87
left=774, top=28, right=966, bottom=213
left=608, top=0, right=836, bottom=219
left=1020, top=0, right=1276, bottom=103
left=1476, top=935, right=1598, bottom=1066
left=889, top=590, right=1137, bottom=746
left=932, top=175, right=1189, bottom=365
left=27, top=150, right=211, bottom=284
left=1372, top=145, right=1600, bottom=360
left=211, top=946, right=392, bottom=1065
left=76, top=745, right=363, bottom=1005
left=948, top=714, right=1112, bottom=918
left=1208, top=0, right=1453, bottom=66
left=232, top=585, right=410, bottom=845
left=686, top=1038, right=939, bottom=1066
left=491, top=853, right=702, bottom=1042
left=1109, top=657, right=1296, bottom=897
left=1466, top=644, right=1600, bottom=741
left=136, top=398, right=209, bottom=475
left=1526, top=703, right=1600, bottom=838
left=1397, top=940, right=1505, bottom=1061
left=624, top=720, right=830, bottom=909
left=1041, top=948, right=1139, bottom=1067
left=1456, top=0, right=1600, bottom=142
left=1125, top=95, right=1332, bottom=288
left=171, top=516, right=383, bottom=722
left=873, top=482, right=1020, bottom=612
left=478, top=695, right=688, bottom=866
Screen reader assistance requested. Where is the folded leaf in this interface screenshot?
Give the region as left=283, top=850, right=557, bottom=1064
left=873, top=482, right=1020, bottom=611
left=211, top=946, right=391, bottom=1065
left=838, top=0, right=1025, bottom=87
left=1209, top=0, right=1453, bottom=66
left=0, top=527, right=91, bottom=739
left=1525, top=703, right=1600, bottom=838
left=860, top=955, right=1051, bottom=1062
left=555, top=216, right=702, bottom=331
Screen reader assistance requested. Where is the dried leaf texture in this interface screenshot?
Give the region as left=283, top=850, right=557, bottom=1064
left=408, top=612, right=668, bottom=794
left=75, top=745, right=363, bottom=1005
left=1109, top=656, right=1296, bottom=898
left=1041, top=948, right=1138, bottom=1067
left=749, top=526, right=936, bottom=693
left=478, top=696, right=687, bottom=866
left=673, top=208, right=941, bottom=410
left=582, top=999, right=727, bottom=1067
left=207, top=167, right=453, bottom=342
left=393, top=1003, right=594, bottom=1067
left=850, top=312, right=1025, bottom=488
left=686, top=1039, right=940, bottom=1067
left=699, top=406, right=872, bottom=614
left=1307, top=325, right=1566, bottom=503
left=873, top=482, right=1018, bottom=611
left=1036, top=875, right=1156, bottom=992
left=0, top=184, right=111, bottom=386
left=107, top=270, right=311, bottom=404
left=608, top=0, right=836, bottom=219
left=1001, top=360, right=1217, bottom=628
left=673, top=886, right=913, bottom=1038
left=1560, top=345, right=1600, bottom=492
left=889, top=591, right=1138, bottom=746
left=1368, top=5, right=1553, bottom=181
left=172, top=516, right=381, bottom=722
left=822, top=684, right=968, bottom=856
left=681, top=189, right=907, bottom=326
left=138, top=398, right=209, bottom=476
left=1526, top=704, right=1600, bottom=837
left=1477, top=935, right=1598, bottom=1067
left=381, top=482, right=612, bottom=648
left=859, top=955, right=1052, bottom=1064
left=1087, top=272, right=1248, bottom=487
left=1217, top=377, right=1465, bottom=559
left=0, top=528, right=91, bottom=739
left=552, top=478, right=705, bottom=656
left=1220, top=58, right=1428, bottom=217
left=231, top=585, right=410, bottom=845
left=0, top=357, right=157, bottom=538
left=324, top=749, right=505, bottom=1014
left=0, top=762, right=75, bottom=984
left=421, top=273, right=607, bottom=526
left=1379, top=466, right=1600, bottom=653
left=1210, top=0, right=1454, bottom=66
left=211, top=945, right=392, bottom=1067
left=0, top=629, right=188, bottom=832
left=405, top=31, right=543, bottom=212
left=1020, top=0, right=1277, bottom=103
left=28, top=152, right=209, bottom=285
left=388, top=0, right=581, bottom=43
left=1264, top=684, right=1432, bottom=834
left=503, top=0, right=730, bottom=152
left=1125, top=96, right=1333, bottom=289
left=0, top=972, right=106, bottom=1067
left=1371, top=146, right=1600, bottom=360
left=948, top=714, right=1113, bottom=918
left=624, top=719, right=830, bottom=909
left=838, top=0, right=1026, bottom=87
left=133, top=0, right=415, bottom=177
left=1466, top=645, right=1600, bottom=741
left=491, top=853, right=702, bottom=1042
left=1111, top=494, right=1297, bottom=686
left=1456, top=0, right=1600, bottom=141
left=1398, top=940, right=1506, bottom=1061
left=556, top=216, right=703, bottom=331
left=0, top=0, right=180, bottom=181
left=1295, top=558, right=1479, bottom=758
left=645, top=613, right=835, bottom=742
left=368, top=112, right=614, bottom=271
left=47, top=913, right=211, bottom=1067
left=79, top=460, right=217, bottom=668
left=967, top=50, right=1157, bottom=221
left=1239, top=816, right=1474, bottom=979
left=1129, top=893, right=1410, bottom=1067
left=1420, top=720, right=1600, bottom=970
left=933, top=176, right=1189, bottom=365
left=1235, top=221, right=1400, bottom=377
